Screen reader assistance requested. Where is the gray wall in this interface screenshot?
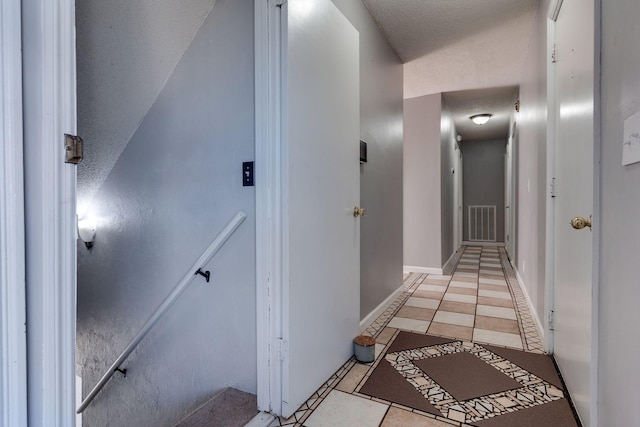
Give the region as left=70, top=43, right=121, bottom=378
left=331, top=0, right=404, bottom=319
left=461, top=139, right=506, bottom=243
left=598, top=1, right=640, bottom=425
left=76, top=1, right=256, bottom=426
left=514, top=0, right=549, bottom=326
left=75, top=0, right=216, bottom=212
left=404, top=94, right=442, bottom=269
left=440, top=100, right=458, bottom=262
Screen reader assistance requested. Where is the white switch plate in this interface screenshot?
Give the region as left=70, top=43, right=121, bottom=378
left=623, top=110, right=640, bottom=166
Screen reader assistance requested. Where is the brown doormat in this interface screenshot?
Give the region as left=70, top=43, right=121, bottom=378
left=359, top=331, right=580, bottom=426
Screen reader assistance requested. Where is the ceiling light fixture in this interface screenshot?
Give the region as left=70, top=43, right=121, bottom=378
left=470, top=114, right=493, bottom=125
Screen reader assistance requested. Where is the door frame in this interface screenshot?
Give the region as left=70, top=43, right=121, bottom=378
left=1, top=0, right=28, bottom=425
left=544, top=0, right=601, bottom=425
left=21, top=0, right=78, bottom=425
left=255, top=0, right=283, bottom=414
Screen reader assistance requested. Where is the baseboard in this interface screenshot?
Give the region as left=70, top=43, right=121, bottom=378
left=403, top=265, right=443, bottom=275
left=462, top=241, right=505, bottom=247
left=442, top=251, right=458, bottom=273
left=360, top=283, right=405, bottom=332
left=511, top=261, right=545, bottom=340
left=245, top=412, right=276, bottom=427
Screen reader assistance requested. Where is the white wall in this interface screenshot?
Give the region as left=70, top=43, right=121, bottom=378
left=331, top=0, right=404, bottom=320
left=514, top=0, right=549, bottom=325
left=404, top=94, right=442, bottom=270
left=598, top=1, right=640, bottom=425
left=76, top=1, right=256, bottom=425
left=75, top=0, right=216, bottom=215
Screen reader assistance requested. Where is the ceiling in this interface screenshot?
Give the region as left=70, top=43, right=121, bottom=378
left=362, top=0, right=539, bottom=141
left=443, top=86, right=519, bottom=142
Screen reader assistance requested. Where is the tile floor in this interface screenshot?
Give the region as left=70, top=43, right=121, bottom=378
left=269, top=246, right=546, bottom=427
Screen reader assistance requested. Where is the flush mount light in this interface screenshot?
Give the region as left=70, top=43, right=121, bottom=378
left=470, top=114, right=493, bottom=125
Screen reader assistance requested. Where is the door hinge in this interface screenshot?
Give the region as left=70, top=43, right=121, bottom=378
left=550, top=177, right=557, bottom=198
left=275, top=338, right=289, bottom=362
left=551, top=44, right=557, bottom=64
left=275, top=0, right=287, bottom=7
left=548, top=310, right=555, bottom=331
left=64, top=134, right=84, bottom=164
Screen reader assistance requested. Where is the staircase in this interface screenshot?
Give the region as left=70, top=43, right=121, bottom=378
left=175, top=388, right=258, bottom=427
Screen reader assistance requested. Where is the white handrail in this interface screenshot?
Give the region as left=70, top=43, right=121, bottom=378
left=77, top=211, right=247, bottom=414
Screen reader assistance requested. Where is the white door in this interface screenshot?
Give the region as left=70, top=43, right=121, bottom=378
left=280, top=0, right=360, bottom=418
left=551, top=1, right=597, bottom=425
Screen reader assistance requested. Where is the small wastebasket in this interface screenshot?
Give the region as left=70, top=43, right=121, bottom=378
left=353, top=335, right=376, bottom=363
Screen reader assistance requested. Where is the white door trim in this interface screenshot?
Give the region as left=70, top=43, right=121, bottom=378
left=255, top=0, right=282, bottom=414
left=545, top=1, right=600, bottom=424
left=590, top=2, right=602, bottom=426
left=22, top=0, right=77, bottom=425
left=0, top=1, right=28, bottom=425
left=544, top=11, right=557, bottom=354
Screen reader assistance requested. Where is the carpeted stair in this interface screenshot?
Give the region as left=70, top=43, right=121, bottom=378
left=174, top=388, right=258, bottom=427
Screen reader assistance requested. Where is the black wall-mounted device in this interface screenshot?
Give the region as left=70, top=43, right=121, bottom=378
left=360, top=140, right=367, bottom=163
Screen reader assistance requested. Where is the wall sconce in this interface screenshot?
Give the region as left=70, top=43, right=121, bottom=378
left=470, top=114, right=493, bottom=125
left=78, top=218, right=97, bottom=249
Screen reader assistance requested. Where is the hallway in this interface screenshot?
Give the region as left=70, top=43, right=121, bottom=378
left=270, top=246, right=578, bottom=426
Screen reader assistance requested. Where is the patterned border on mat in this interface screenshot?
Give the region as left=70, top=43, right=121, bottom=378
left=385, top=339, right=564, bottom=424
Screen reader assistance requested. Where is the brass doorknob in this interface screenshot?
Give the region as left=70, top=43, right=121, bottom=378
left=570, top=216, right=592, bottom=230
left=353, top=206, right=367, bottom=217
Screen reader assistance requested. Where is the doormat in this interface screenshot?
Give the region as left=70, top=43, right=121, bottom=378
left=359, top=331, right=581, bottom=426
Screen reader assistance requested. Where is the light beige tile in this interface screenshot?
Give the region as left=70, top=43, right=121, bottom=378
left=433, top=310, right=475, bottom=327
left=376, top=327, right=397, bottom=344
left=381, top=407, right=452, bottom=427
left=476, top=305, right=517, bottom=320
left=449, top=280, right=477, bottom=289
left=304, top=390, right=388, bottom=427
left=473, top=328, right=523, bottom=350
left=479, top=277, right=508, bottom=286
left=405, top=297, right=440, bottom=310
left=454, top=272, right=477, bottom=278
left=418, top=284, right=448, bottom=293
left=387, top=317, right=430, bottom=333
left=336, top=364, right=370, bottom=393
left=443, top=293, right=477, bottom=304
left=451, top=276, right=477, bottom=283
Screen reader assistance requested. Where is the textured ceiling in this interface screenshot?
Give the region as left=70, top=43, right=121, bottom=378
left=363, top=0, right=539, bottom=98
left=443, top=86, right=519, bottom=142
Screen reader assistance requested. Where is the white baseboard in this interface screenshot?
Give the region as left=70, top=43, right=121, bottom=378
left=462, top=241, right=505, bottom=247
left=403, top=265, right=443, bottom=275
left=245, top=412, right=276, bottom=427
left=360, top=283, right=405, bottom=332
left=442, top=251, right=458, bottom=273
left=511, top=262, right=545, bottom=341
